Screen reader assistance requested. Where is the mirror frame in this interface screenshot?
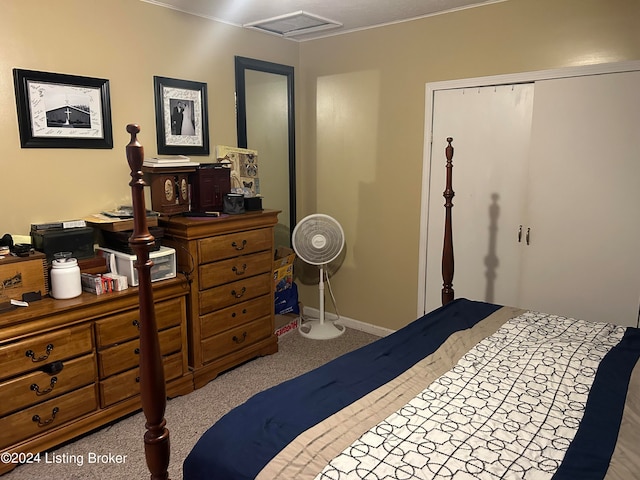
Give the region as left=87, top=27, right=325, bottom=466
left=234, top=56, right=296, bottom=238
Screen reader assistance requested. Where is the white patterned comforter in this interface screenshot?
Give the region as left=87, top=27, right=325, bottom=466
left=317, top=312, right=625, bottom=480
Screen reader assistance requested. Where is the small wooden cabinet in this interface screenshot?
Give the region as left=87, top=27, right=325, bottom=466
left=0, top=278, right=192, bottom=475
left=161, top=210, right=279, bottom=389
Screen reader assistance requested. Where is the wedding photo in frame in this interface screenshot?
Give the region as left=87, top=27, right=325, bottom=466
left=13, top=69, right=113, bottom=149
left=153, top=76, right=209, bottom=155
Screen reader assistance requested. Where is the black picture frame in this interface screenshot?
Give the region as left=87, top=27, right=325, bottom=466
left=153, top=76, right=209, bottom=156
left=13, top=69, right=113, bottom=149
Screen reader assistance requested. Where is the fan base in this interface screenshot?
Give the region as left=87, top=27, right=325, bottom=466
left=299, top=319, right=346, bottom=340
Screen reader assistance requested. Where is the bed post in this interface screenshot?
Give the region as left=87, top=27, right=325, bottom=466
left=442, top=137, right=455, bottom=305
left=125, top=124, right=171, bottom=480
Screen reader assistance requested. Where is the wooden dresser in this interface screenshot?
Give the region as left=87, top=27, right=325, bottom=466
left=0, top=278, right=192, bottom=475
left=161, top=210, right=279, bottom=389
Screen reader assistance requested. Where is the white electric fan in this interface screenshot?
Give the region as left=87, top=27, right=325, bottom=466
left=292, top=213, right=346, bottom=340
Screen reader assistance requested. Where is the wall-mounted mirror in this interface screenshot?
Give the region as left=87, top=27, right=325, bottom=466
left=235, top=56, right=296, bottom=248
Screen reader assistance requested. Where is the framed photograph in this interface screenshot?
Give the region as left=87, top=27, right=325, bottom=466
left=13, top=69, right=113, bottom=149
left=153, top=76, right=209, bottom=155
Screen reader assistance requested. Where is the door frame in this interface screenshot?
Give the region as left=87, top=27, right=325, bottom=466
left=417, top=60, right=640, bottom=317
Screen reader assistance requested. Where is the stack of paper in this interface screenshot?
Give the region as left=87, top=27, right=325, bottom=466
left=143, top=155, right=200, bottom=167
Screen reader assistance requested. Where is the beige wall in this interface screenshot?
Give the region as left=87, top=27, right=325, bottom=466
left=2, top=0, right=639, bottom=331
left=0, top=0, right=298, bottom=234
left=296, top=0, right=640, bottom=329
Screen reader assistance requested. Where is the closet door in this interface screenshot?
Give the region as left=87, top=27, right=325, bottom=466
left=518, top=71, right=640, bottom=326
left=425, top=84, right=534, bottom=312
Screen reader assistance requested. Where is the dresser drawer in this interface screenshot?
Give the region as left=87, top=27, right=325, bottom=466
left=98, top=352, right=183, bottom=407
left=0, top=353, right=96, bottom=417
left=0, top=325, right=93, bottom=381
left=97, top=325, right=182, bottom=378
left=0, top=384, right=97, bottom=449
left=201, top=316, right=273, bottom=364
left=199, top=251, right=272, bottom=290
left=199, top=273, right=271, bottom=315
left=95, top=297, right=184, bottom=347
left=200, top=295, right=272, bottom=339
left=198, top=228, right=272, bottom=263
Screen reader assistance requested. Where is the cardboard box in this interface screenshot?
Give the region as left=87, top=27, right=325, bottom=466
left=81, top=273, right=105, bottom=295
left=102, top=273, right=128, bottom=292
left=273, top=247, right=295, bottom=292
left=0, top=252, right=48, bottom=300
left=274, top=313, right=299, bottom=337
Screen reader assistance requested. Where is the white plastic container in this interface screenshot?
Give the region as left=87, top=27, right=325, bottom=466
left=50, top=256, right=82, bottom=299
left=96, top=246, right=176, bottom=286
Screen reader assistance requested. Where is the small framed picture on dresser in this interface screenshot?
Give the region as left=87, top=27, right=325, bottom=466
left=13, top=68, right=113, bottom=149
left=153, top=76, right=210, bottom=156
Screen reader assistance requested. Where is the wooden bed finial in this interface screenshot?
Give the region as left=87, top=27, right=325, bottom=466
left=126, top=124, right=171, bottom=480
left=442, top=137, right=455, bottom=305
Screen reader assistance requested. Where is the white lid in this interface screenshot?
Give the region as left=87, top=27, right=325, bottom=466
left=52, top=258, right=78, bottom=268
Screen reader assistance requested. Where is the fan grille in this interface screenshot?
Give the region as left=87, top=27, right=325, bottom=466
left=292, top=214, right=344, bottom=265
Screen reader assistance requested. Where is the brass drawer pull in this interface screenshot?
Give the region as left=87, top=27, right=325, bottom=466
left=231, top=287, right=246, bottom=298
left=231, top=240, right=247, bottom=250
left=232, top=264, right=247, bottom=275
left=25, top=344, right=54, bottom=362
left=30, top=377, right=58, bottom=396
left=134, top=347, right=140, bottom=355
left=231, top=308, right=248, bottom=318
left=32, top=407, right=59, bottom=427
left=132, top=319, right=140, bottom=330
left=232, top=332, right=247, bottom=344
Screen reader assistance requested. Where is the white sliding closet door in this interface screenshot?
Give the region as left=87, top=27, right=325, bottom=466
left=423, top=68, right=640, bottom=327
left=425, top=84, right=534, bottom=312
left=518, top=71, right=640, bottom=326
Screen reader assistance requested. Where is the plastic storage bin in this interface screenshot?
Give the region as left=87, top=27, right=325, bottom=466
left=96, top=246, right=176, bottom=286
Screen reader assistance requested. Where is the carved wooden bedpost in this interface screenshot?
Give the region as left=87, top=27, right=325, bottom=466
left=125, top=124, right=170, bottom=480
left=442, top=137, right=455, bottom=305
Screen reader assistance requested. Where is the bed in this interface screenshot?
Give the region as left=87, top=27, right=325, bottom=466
left=124, top=129, right=640, bottom=479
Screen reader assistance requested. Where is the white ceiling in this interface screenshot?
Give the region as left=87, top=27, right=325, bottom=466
left=142, top=0, right=506, bottom=41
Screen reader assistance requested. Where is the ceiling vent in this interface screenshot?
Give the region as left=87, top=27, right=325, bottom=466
left=244, top=11, right=342, bottom=38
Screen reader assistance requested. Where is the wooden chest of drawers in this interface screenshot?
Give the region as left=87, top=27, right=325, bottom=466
left=0, top=278, right=192, bottom=475
left=0, top=324, right=96, bottom=450
left=161, top=210, right=280, bottom=389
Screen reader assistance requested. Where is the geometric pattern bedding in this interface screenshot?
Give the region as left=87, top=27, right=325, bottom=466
left=317, top=312, right=625, bottom=480
left=183, top=299, right=640, bottom=480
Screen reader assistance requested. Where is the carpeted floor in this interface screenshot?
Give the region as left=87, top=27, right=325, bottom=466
left=2, top=327, right=378, bottom=480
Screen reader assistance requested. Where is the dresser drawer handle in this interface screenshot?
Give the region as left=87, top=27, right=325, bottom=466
left=32, top=407, right=59, bottom=427
left=232, top=332, right=248, bottom=344
left=231, top=287, right=246, bottom=298
left=134, top=348, right=140, bottom=355
left=25, top=344, right=54, bottom=362
left=231, top=308, right=248, bottom=319
left=41, top=360, right=64, bottom=375
left=30, top=377, right=58, bottom=396
left=232, top=264, right=247, bottom=275
left=132, top=320, right=140, bottom=330
left=231, top=240, right=247, bottom=250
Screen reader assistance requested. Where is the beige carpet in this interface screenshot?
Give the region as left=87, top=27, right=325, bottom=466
left=3, top=327, right=378, bottom=480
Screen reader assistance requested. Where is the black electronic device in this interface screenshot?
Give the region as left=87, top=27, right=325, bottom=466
left=182, top=211, right=220, bottom=217
left=31, top=227, right=95, bottom=262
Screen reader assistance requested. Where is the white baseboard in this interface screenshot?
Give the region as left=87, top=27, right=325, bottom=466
left=302, top=307, right=394, bottom=338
